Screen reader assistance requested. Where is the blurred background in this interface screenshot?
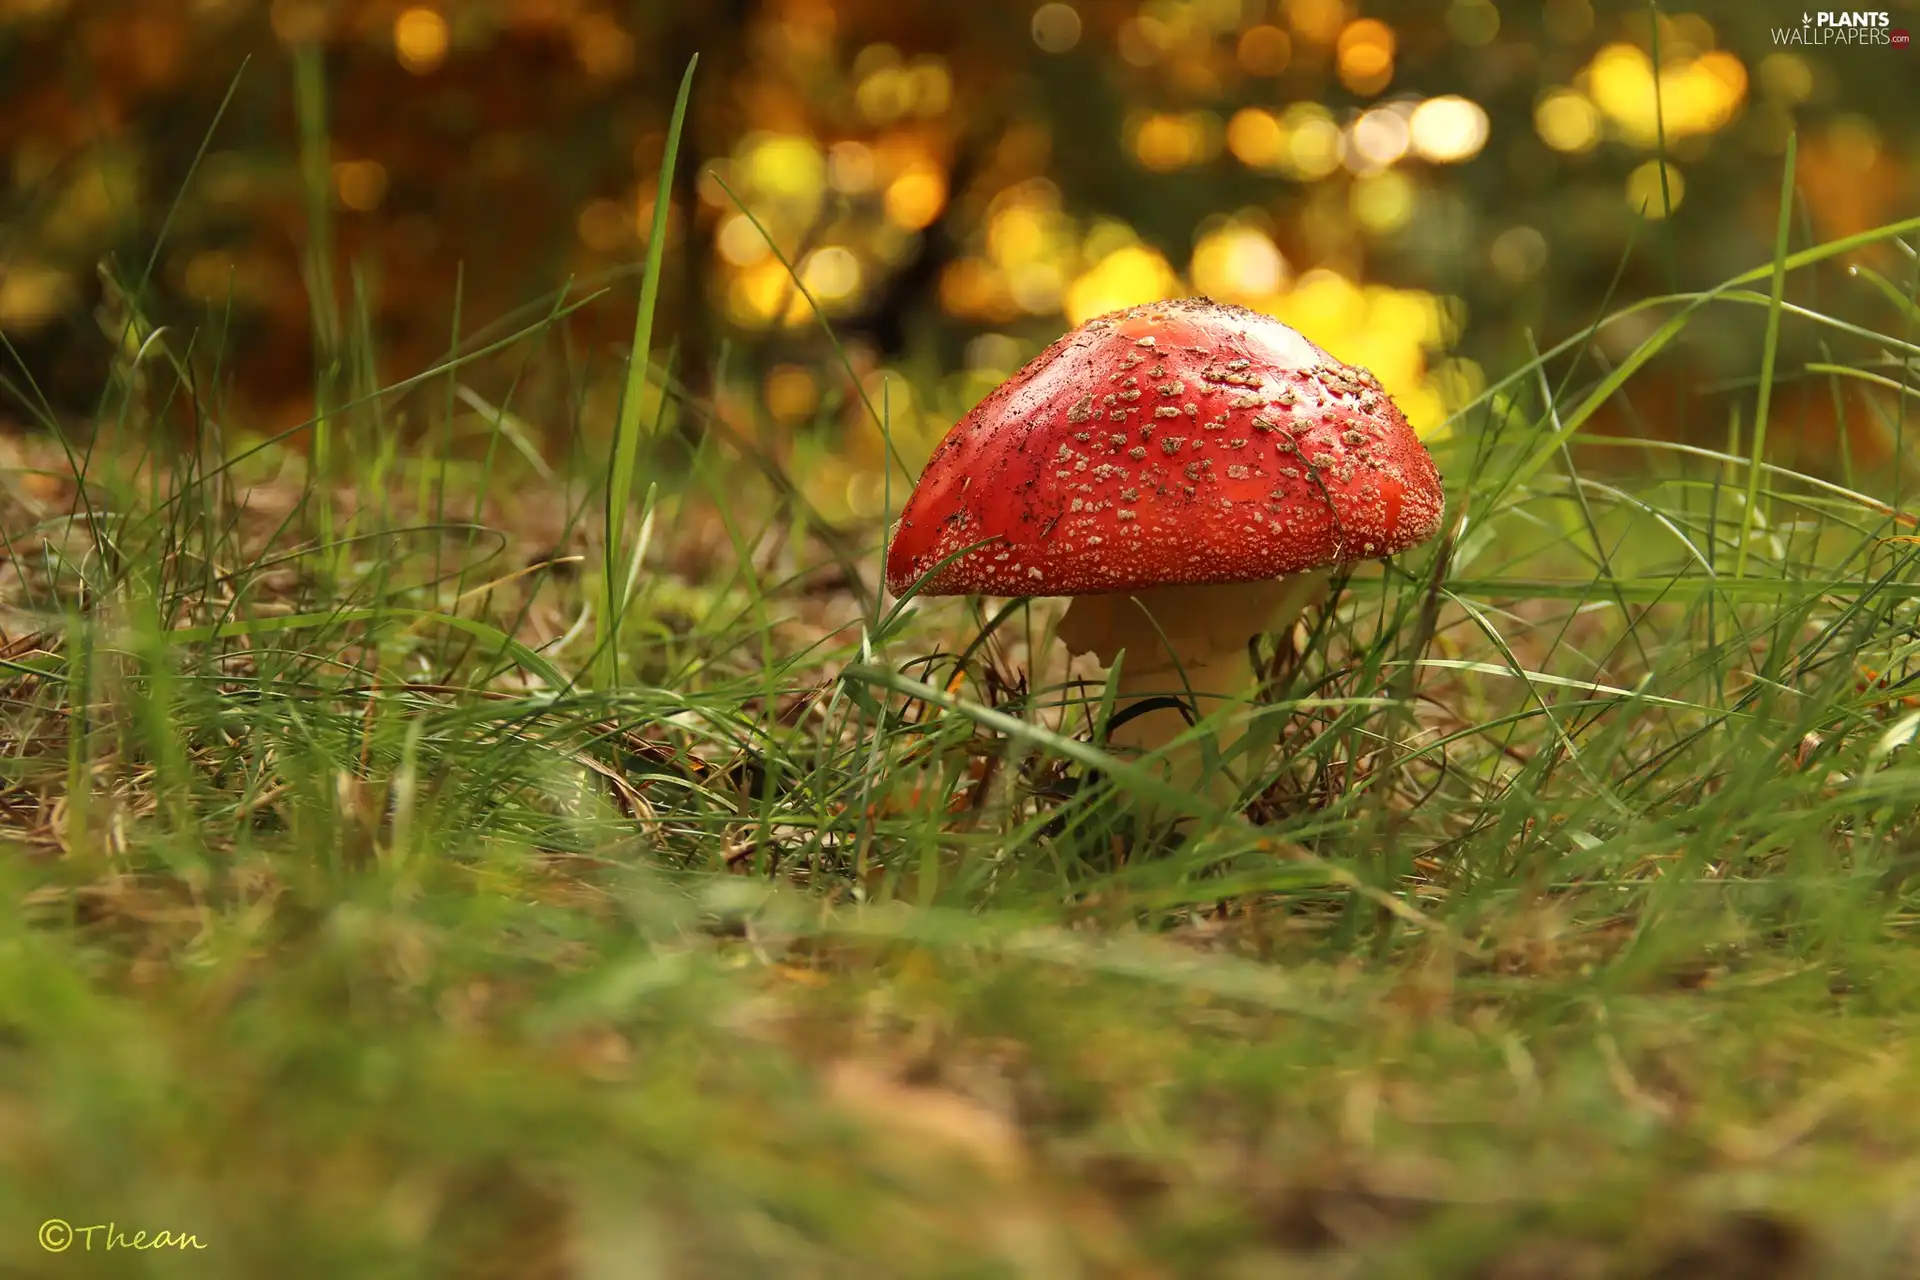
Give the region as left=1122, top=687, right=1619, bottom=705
left=1, top=0, right=1915, bottom=521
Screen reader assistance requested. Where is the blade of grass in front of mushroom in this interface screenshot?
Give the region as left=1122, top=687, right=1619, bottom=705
left=601, top=55, right=697, bottom=692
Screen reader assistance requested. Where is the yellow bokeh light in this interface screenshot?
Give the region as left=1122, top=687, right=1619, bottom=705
left=0, top=261, right=75, bottom=330
left=987, top=204, right=1049, bottom=266
left=1534, top=88, right=1599, bottom=153
left=1445, top=0, right=1500, bottom=48
left=1348, top=107, right=1411, bottom=170
left=909, top=58, right=952, bottom=116
left=1584, top=42, right=1747, bottom=147
left=1338, top=19, right=1395, bottom=60
left=1285, top=0, right=1348, bottom=45
left=1193, top=0, right=1243, bottom=35
left=1237, top=24, right=1292, bottom=75
left=1827, top=114, right=1883, bottom=171
left=1115, top=17, right=1158, bottom=67
left=1131, top=113, right=1212, bottom=172
left=744, top=133, right=826, bottom=202
left=827, top=141, right=878, bottom=194
left=800, top=454, right=851, bottom=521
left=1400, top=388, right=1449, bottom=436
left=856, top=67, right=913, bottom=124
left=1082, top=219, right=1139, bottom=263
left=1409, top=96, right=1490, bottom=163
left=331, top=159, right=388, bottom=212
left=1350, top=170, right=1415, bottom=233
left=1757, top=53, right=1812, bottom=103
left=728, top=258, right=798, bottom=328
left=852, top=41, right=900, bottom=79
left=801, top=246, right=862, bottom=304
left=1031, top=2, right=1083, bottom=53
left=1336, top=19, right=1395, bottom=95
left=966, top=332, right=1025, bottom=373
left=1227, top=108, right=1285, bottom=169
left=1269, top=268, right=1363, bottom=335
left=1065, top=244, right=1178, bottom=327
left=715, top=214, right=770, bottom=267
left=1190, top=224, right=1288, bottom=301
left=1007, top=262, right=1065, bottom=314
left=393, top=7, right=448, bottom=74
left=1689, top=51, right=1748, bottom=117
left=1280, top=104, right=1341, bottom=179
left=765, top=365, right=820, bottom=423
left=1586, top=44, right=1656, bottom=141
left=271, top=0, right=330, bottom=45
left=940, top=257, right=1010, bottom=319
left=575, top=197, right=630, bottom=251
left=1659, top=13, right=1716, bottom=59
left=1624, top=159, right=1685, bottom=218
left=572, top=14, right=633, bottom=79
left=1489, top=226, right=1549, bottom=283
left=884, top=163, right=947, bottom=230
left=1430, top=357, right=1485, bottom=411
left=1371, top=288, right=1449, bottom=351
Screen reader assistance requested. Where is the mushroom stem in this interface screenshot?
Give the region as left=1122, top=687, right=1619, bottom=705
left=1057, top=571, right=1331, bottom=803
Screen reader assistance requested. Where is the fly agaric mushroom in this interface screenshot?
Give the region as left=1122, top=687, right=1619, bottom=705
left=885, top=297, right=1444, bottom=791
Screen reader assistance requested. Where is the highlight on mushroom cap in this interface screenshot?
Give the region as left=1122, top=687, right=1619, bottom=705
left=884, top=297, right=1445, bottom=599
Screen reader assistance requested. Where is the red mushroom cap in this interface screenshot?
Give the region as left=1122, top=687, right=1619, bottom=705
left=885, top=297, right=1444, bottom=598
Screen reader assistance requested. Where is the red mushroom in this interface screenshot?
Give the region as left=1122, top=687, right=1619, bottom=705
left=886, top=297, right=1444, bottom=791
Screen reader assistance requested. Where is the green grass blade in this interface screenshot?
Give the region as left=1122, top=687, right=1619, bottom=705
left=1738, top=131, right=1799, bottom=579
left=600, top=55, right=699, bottom=691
